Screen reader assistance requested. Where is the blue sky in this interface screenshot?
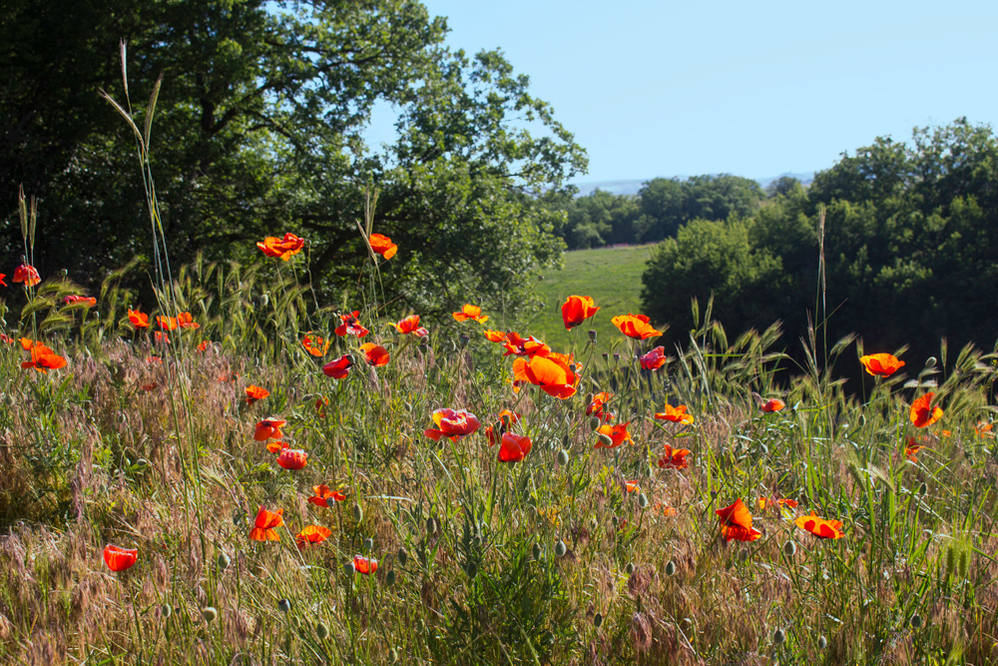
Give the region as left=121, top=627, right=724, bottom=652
left=407, top=0, right=998, bottom=185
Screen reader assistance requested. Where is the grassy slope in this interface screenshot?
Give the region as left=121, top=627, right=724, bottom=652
left=522, top=244, right=657, bottom=350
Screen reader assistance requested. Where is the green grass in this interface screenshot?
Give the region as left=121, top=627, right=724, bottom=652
left=523, top=244, right=657, bottom=351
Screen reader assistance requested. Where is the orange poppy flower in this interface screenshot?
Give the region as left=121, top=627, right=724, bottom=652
left=196, top=340, right=210, bottom=352
left=757, top=497, right=798, bottom=511
left=302, top=333, right=330, bottom=357
left=254, top=418, right=286, bottom=441
left=334, top=311, right=370, bottom=338
left=904, top=437, right=926, bottom=462
left=296, top=525, right=332, bottom=548
left=586, top=392, right=614, bottom=420
left=63, top=294, right=96, bottom=307
left=156, top=315, right=178, bottom=331
left=360, top=343, right=390, bottom=366
left=257, top=232, right=305, bottom=260
left=19, top=337, right=36, bottom=350
left=795, top=511, right=845, bottom=539
left=0, top=334, right=13, bottom=345
left=483, top=329, right=507, bottom=343
left=860, top=353, right=905, bottom=377
left=308, top=484, right=347, bottom=507
left=154, top=331, right=170, bottom=345
left=498, top=432, right=533, bottom=462
left=352, top=555, right=378, bottom=575
left=657, top=444, right=691, bottom=470
left=323, top=354, right=353, bottom=379
left=424, top=408, right=481, bottom=442
left=128, top=309, right=149, bottom=329
left=520, top=353, right=579, bottom=399
left=485, top=409, right=520, bottom=446
left=716, top=498, right=762, bottom=542
left=502, top=332, right=551, bottom=357
left=265, top=439, right=288, bottom=453
left=103, top=544, right=138, bottom=572
left=176, top=312, right=200, bottom=329
left=975, top=421, right=994, bottom=438
left=610, top=314, right=662, bottom=340
left=910, top=393, right=943, bottom=428
left=561, top=295, right=600, bottom=330
left=638, top=346, right=668, bottom=370
left=12, top=264, right=41, bottom=287
left=654, top=402, right=694, bottom=425
left=391, top=314, right=428, bottom=337
left=21, top=343, right=67, bottom=373
left=276, top=448, right=307, bottom=470
left=368, top=233, right=398, bottom=260
left=658, top=504, right=678, bottom=517
left=595, top=422, right=633, bottom=448
left=249, top=506, right=283, bottom=541
left=761, top=398, right=786, bottom=413
left=245, top=385, right=270, bottom=404
left=624, top=480, right=640, bottom=493
left=452, top=304, right=488, bottom=323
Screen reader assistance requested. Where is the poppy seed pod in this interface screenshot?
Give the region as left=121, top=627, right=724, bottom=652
left=593, top=612, right=603, bottom=627
left=817, top=635, right=828, bottom=649
left=909, top=613, right=923, bottom=628
left=217, top=551, right=230, bottom=571
left=556, top=449, right=570, bottom=466
left=773, top=628, right=786, bottom=644
left=277, top=598, right=291, bottom=613
left=531, top=542, right=542, bottom=560
left=202, top=606, right=218, bottom=623
left=588, top=416, right=601, bottom=431
left=664, top=560, right=676, bottom=576
left=385, top=569, right=397, bottom=586
left=315, top=622, right=329, bottom=639
left=597, top=433, right=614, bottom=448
left=397, top=547, right=408, bottom=566
left=783, top=540, right=797, bottom=557
left=554, top=539, right=567, bottom=557
left=625, top=561, right=634, bottom=574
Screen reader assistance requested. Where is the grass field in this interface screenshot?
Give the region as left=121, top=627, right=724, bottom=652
left=523, top=244, right=657, bottom=350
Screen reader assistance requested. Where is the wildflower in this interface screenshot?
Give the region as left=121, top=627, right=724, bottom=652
left=657, top=444, right=690, bottom=470
left=860, top=353, right=905, bottom=377
left=368, top=233, right=397, bottom=260
left=975, top=421, right=994, bottom=438
left=484, top=409, right=520, bottom=446
left=595, top=422, right=632, bottom=448
left=498, top=432, right=532, bottom=462
left=20, top=343, right=66, bottom=372
left=586, top=392, right=614, bottom=421
left=63, top=295, right=96, bottom=307
left=391, top=315, right=428, bottom=337
left=276, top=448, right=308, bottom=470
left=296, top=525, right=332, bottom=549
left=266, top=439, right=289, bottom=453
left=452, top=304, right=488, bottom=323
left=352, top=555, right=378, bottom=575
left=146, top=356, right=162, bottom=364
left=0, top=334, right=13, bottom=345
left=654, top=402, right=694, bottom=425
left=254, top=418, right=286, bottom=442
left=502, top=332, right=551, bottom=357
left=483, top=329, right=507, bottom=343
left=561, top=295, right=599, bottom=329
left=424, top=408, right=480, bottom=442
left=638, top=346, right=667, bottom=370
left=257, top=232, right=305, bottom=261
left=140, top=382, right=158, bottom=392
left=909, top=393, right=943, bottom=428
left=904, top=437, right=925, bottom=462
left=334, top=311, right=370, bottom=338
left=196, top=340, right=210, bottom=352
left=315, top=396, right=330, bottom=417
left=658, top=505, right=678, bottom=517
left=154, top=331, right=170, bottom=345
left=176, top=312, right=200, bottom=329
left=359, top=343, right=390, bottom=366
left=128, top=309, right=149, bottom=328
left=12, top=264, right=40, bottom=287
left=0, top=273, right=5, bottom=287
left=795, top=511, right=845, bottom=539
left=308, top=484, right=347, bottom=507
left=761, top=398, right=786, bottom=413
left=624, top=480, right=640, bottom=493
left=249, top=506, right=283, bottom=541
left=518, top=353, right=579, bottom=399
left=757, top=497, right=798, bottom=511
left=301, top=333, right=330, bottom=357
left=716, top=498, right=762, bottom=542
left=323, top=354, right=353, bottom=379
left=156, top=315, right=178, bottom=331
left=610, top=313, right=662, bottom=340
left=245, top=385, right=269, bottom=404
left=103, top=544, right=138, bottom=572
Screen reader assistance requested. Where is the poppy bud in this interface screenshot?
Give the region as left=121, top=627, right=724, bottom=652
left=783, top=540, right=797, bottom=557
left=593, top=612, right=603, bottom=627
left=601, top=352, right=609, bottom=360
left=459, top=333, right=470, bottom=346
left=613, top=353, right=621, bottom=361
left=817, top=635, right=828, bottom=649
left=466, top=562, right=477, bottom=578
left=625, top=561, right=634, bottom=574
left=664, top=560, right=676, bottom=576
left=556, top=449, right=570, bottom=466
left=277, top=598, right=291, bottom=613
left=773, top=628, right=785, bottom=644
left=637, top=493, right=649, bottom=509
left=397, top=547, right=408, bottom=566
left=925, top=356, right=937, bottom=368
left=597, top=433, right=613, bottom=447
left=918, top=482, right=928, bottom=496
left=315, top=622, right=329, bottom=639
left=584, top=393, right=594, bottom=405
left=385, top=569, right=397, bottom=586
left=362, top=537, right=374, bottom=553
left=909, top=613, right=923, bottom=628
left=353, top=503, right=363, bottom=522
left=160, top=603, right=172, bottom=619
left=426, top=517, right=438, bottom=534
left=531, top=542, right=542, bottom=560
left=202, top=606, right=218, bottom=623
left=588, top=329, right=597, bottom=342
left=344, top=562, right=357, bottom=576
left=217, top=551, right=230, bottom=571
left=589, top=416, right=601, bottom=431
left=554, top=539, right=567, bottom=557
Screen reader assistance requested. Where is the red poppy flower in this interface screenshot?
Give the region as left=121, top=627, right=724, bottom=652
left=624, top=480, right=640, bottom=493
left=352, top=555, right=378, bottom=575
left=483, top=329, right=507, bottom=343
left=176, top=312, right=199, bottom=329
left=716, top=498, right=762, bottom=542
left=196, top=340, right=210, bottom=352
left=368, top=233, right=398, bottom=260
left=654, top=402, right=694, bottom=425
left=519, top=353, right=579, bottom=399
left=249, top=506, right=284, bottom=541
left=586, top=392, right=614, bottom=421
left=657, top=444, right=690, bottom=470
left=757, top=497, right=798, bottom=511
left=245, top=385, right=270, bottom=404
left=103, top=544, right=138, bottom=572
left=638, top=346, right=667, bottom=370
left=63, top=294, right=96, bottom=307
left=904, top=437, right=926, bottom=461
left=276, top=448, right=307, bottom=470
left=315, top=396, right=330, bottom=418
left=0, top=273, right=6, bottom=287
left=360, top=343, right=390, bottom=367
left=296, top=525, right=332, bottom=548
left=502, top=332, right=551, bottom=357
left=323, top=354, right=353, bottom=379
left=910, top=393, right=943, bottom=428
left=424, top=408, right=481, bottom=442
left=128, top=309, right=149, bottom=329
left=266, top=439, right=289, bottom=453
left=0, top=334, right=13, bottom=345
left=452, top=304, right=488, bottom=323
left=595, top=422, right=632, bottom=448
left=761, top=398, right=786, bottom=413
left=484, top=409, right=520, bottom=446
left=156, top=315, right=178, bottom=331
left=257, top=232, right=305, bottom=261
left=610, top=314, right=662, bottom=340
left=561, top=295, right=600, bottom=329
left=795, top=511, right=845, bottom=539
left=302, top=333, right=330, bottom=356
left=334, top=311, right=370, bottom=338
left=391, top=315, right=428, bottom=337
left=154, top=331, right=170, bottom=345
left=860, top=353, right=905, bottom=377
left=498, top=432, right=533, bottom=462
left=12, top=264, right=40, bottom=287
left=254, top=418, right=286, bottom=441
left=20, top=343, right=67, bottom=373
left=308, top=484, right=347, bottom=507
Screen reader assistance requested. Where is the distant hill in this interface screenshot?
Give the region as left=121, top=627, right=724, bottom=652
left=572, top=172, right=815, bottom=197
